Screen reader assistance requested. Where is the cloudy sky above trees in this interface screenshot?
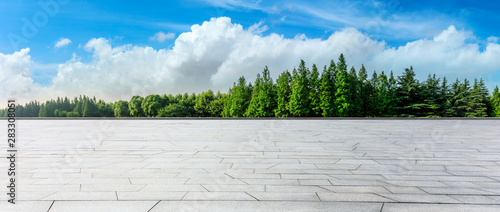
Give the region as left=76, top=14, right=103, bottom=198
left=1, top=0, right=500, bottom=103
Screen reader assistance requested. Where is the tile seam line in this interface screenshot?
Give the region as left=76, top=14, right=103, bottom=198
left=147, top=200, right=161, bottom=212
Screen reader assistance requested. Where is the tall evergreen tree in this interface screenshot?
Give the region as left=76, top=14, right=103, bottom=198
left=439, top=77, right=453, bottom=117
left=334, top=54, right=352, bottom=117
left=466, top=79, right=488, bottom=117
left=309, top=64, right=321, bottom=116
left=319, top=61, right=336, bottom=117
left=288, top=60, right=311, bottom=117
left=257, top=66, right=277, bottom=117
left=396, top=66, right=422, bottom=116
left=447, top=78, right=471, bottom=117
left=82, top=98, right=100, bottom=117
left=418, top=74, right=441, bottom=117
left=275, top=70, right=292, bottom=117
left=491, top=86, right=500, bottom=117
left=349, top=66, right=362, bottom=116
left=229, top=76, right=252, bottom=117
left=245, top=74, right=262, bottom=117
left=357, top=64, right=372, bottom=117
left=374, top=71, right=395, bottom=116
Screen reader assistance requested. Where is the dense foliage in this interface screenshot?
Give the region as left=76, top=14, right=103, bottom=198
left=1, top=54, right=500, bottom=118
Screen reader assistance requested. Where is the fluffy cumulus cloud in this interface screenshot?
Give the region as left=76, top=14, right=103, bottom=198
left=0, top=49, right=42, bottom=103
left=1, top=17, right=500, bottom=104
left=55, top=38, right=72, bottom=48
left=150, top=31, right=175, bottom=42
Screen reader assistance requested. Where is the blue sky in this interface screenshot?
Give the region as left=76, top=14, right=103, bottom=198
left=1, top=0, right=500, bottom=103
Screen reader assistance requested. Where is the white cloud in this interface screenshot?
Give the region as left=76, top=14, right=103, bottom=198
left=55, top=38, right=72, bottom=48
left=2, top=17, right=500, bottom=104
left=488, top=36, right=499, bottom=43
left=149, top=31, right=175, bottom=43
left=0, top=48, right=43, bottom=103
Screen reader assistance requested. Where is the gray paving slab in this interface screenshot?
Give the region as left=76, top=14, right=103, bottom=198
left=0, top=201, right=53, bottom=212
left=382, top=203, right=500, bottom=212
left=49, top=201, right=158, bottom=212
left=1, top=119, right=500, bottom=210
left=150, top=201, right=383, bottom=212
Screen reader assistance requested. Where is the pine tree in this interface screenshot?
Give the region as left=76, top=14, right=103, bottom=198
left=439, top=77, right=453, bottom=117
left=447, top=79, right=471, bottom=117
left=418, top=74, right=441, bottom=117
left=357, top=64, right=372, bottom=117
left=245, top=74, right=262, bottom=117
left=492, top=86, right=500, bottom=117
left=82, top=98, right=100, bottom=117
left=288, top=60, right=311, bottom=117
left=257, top=66, right=277, bottom=117
left=309, top=64, right=321, bottom=116
left=374, top=71, right=392, bottom=116
left=349, top=66, right=362, bottom=116
left=230, top=76, right=252, bottom=117
left=319, top=61, right=336, bottom=117
left=275, top=70, right=292, bottom=117
left=334, top=54, right=352, bottom=117
left=466, top=79, right=488, bottom=117
left=396, top=66, right=422, bottom=116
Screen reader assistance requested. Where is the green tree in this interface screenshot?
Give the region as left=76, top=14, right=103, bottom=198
left=374, top=71, right=396, bottom=117
left=334, top=54, right=352, bottom=117
left=208, top=91, right=225, bottom=117
left=447, top=79, right=471, bottom=117
left=114, top=100, right=130, bottom=117
left=309, top=64, right=321, bottom=116
left=319, top=61, right=336, bottom=117
left=257, top=66, right=277, bottom=117
left=349, top=66, right=362, bottom=116
left=245, top=73, right=262, bottom=117
left=357, top=64, right=372, bottom=116
left=142, top=95, right=164, bottom=117
left=418, top=74, right=441, bottom=117
left=491, top=86, right=500, bottom=117
left=97, top=100, right=114, bottom=117
left=129, top=96, right=145, bottom=117
left=288, top=60, right=311, bottom=117
left=195, top=90, right=215, bottom=117
left=82, top=98, right=100, bottom=117
left=274, top=70, right=292, bottom=117
left=439, top=77, right=453, bottom=117
left=229, top=76, right=252, bottom=117
left=466, top=79, right=488, bottom=117
left=158, top=103, right=190, bottom=117
left=395, top=66, right=422, bottom=116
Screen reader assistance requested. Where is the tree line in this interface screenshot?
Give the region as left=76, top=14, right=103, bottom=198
left=1, top=54, right=500, bottom=118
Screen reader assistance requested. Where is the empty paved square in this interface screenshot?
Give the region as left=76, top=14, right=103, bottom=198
left=1, top=119, right=500, bottom=211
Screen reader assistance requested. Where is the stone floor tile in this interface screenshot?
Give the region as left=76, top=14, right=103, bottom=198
left=317, top=192, right=394, bottom=202
left=182, top=192, right=256, bottom=201
left=117, top=191, right=186, bottom=200
left=0, top=201, right=53, bottom=212
left=150, top=201, right=383, bottom=212
left=382, top=203, right=500, bottom=212
left=49, top=200, right=158, bottom=212
left=247, top=192, right=320, bottom=201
